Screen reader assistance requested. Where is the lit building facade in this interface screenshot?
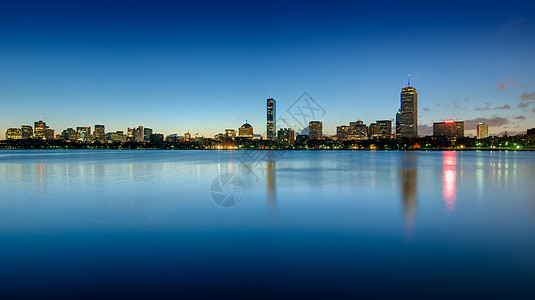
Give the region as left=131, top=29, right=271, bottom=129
left=277, top=128, right=295, bottom=144
left=77, top=127, right=91, bottom=142
left=476, top=123, right=489, bottom=139
left=336, top=125, right=349, bottom=140
left=34, top=120, right=48, bottom=139
left=267, top=97, right=276, bottom=140
left=224, top=129, right=236, bottom=138
left=238, top=122, right=253, bottom=138
left=433, top=120, right=465, bottom=138
left=349, top=121, right=368, bottom=140
left=309, top=121, right=322, bottom=140
left=61, top=128, right=78, bottom=141
left=399, top=84, right=418, bottom=138
left=94, top=125, right=106, bottom=143
left=369, top=120, right=392, bottom=139
left=6, top=128, right=22, bottom=140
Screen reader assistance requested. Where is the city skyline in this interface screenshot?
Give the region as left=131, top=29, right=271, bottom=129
left=1, top=0, right=534, bottom=139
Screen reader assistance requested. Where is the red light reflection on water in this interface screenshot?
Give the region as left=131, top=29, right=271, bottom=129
left=443, top=152, right=457, bottom=213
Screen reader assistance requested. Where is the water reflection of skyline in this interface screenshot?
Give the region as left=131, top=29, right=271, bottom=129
left=399, top=153, right=417, bottom=238
left=443, top=151, right=457, bottom=213
left=267, top=160, right=275, bottom=211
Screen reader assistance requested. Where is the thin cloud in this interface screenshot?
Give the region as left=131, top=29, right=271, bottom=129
left=464, top=117, right=510, bottom=130
left=474, top=103, right=490, bottom=111
left=521, top=92, right=535, bottom=100
left=496, top=83, right=506, bottom=90
left=418, top=124, right=433, bottom=136
left=423, top=107, right=430, bottom=111
left=514, top=116, right=526, bottom=120
left=518, top=102, right=531, bottom=108
left=493, top=104, right=511, bottom=110
left=495, top=77, right=517, bottom=90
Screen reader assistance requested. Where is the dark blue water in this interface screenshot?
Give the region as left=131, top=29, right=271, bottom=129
left=1, top=150, right=534, bottom=299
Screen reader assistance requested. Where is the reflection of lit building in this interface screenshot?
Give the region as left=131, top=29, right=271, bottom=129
left=476, top=123, right=489, bottom=139
left=399, top=81, right=418, bottom=138
left=309, top=121, right=322, bottom=140
left=267, top=161, right=275, bottom=211
left=6, top=128, right=22, bottom=140
left=267, top=97, right=276, bottom=140
left=238, top=122, right=253, bottom=138
left=433, top=120, right=464, bottom=138
left=443, top=151, right=457, bottom=212
left=399, top=153, right=417, bottom=237
left=277, top=128, right=294, bottom=144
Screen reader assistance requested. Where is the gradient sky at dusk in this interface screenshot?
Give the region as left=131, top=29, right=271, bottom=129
left=1, top=0, right=534, bottom=139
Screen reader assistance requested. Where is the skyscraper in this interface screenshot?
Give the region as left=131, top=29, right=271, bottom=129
left=399, top=78, right=418, bottom=138
left=143, top=128, right=153, bottom=142
left=34, top=120, right=47, bottom=139
left=94, top=125, right=106, bottom=143
left=476, top=123, right=489, bottom=139
left=433, top=120, right=465, bottom=138
left=267, top=97, right=276, bottom=140
left=309, top=121, right=322, bottom=140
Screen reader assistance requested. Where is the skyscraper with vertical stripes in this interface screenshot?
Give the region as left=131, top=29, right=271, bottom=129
left=267, top=97, right=276, bottom=140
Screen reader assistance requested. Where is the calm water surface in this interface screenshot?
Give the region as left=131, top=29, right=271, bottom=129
left=0, top=150, right=534, bottom=298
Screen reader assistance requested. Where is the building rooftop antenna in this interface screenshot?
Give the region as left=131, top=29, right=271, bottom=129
left=408, top=74, right=411, bottom=87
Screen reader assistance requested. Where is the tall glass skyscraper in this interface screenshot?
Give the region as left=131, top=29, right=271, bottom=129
left=399, top=81, right=418, bottom=138
left=267, top=97, right=276, bottom=140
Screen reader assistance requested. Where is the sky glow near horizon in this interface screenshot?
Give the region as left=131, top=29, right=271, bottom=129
left=1, top=0, right=534, bottom=139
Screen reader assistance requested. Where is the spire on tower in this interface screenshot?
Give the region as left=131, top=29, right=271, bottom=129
left=408, top=74, right=411, bottom=87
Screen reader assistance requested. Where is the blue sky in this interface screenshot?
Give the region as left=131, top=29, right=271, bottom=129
left=1, top=0, right=534, bottom=138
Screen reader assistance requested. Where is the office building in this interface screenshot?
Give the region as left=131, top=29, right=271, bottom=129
left=107, top=131, right=127, bottom=143
left=21, top=125, right=33, bottom=139
left=349, top=121, right=368, bottom=140
left=433, top=120, right=465, bottom=138
left=370, top=120, right=393, bottom=139
left=277, top=128, right=295, bottom=144
left=225, top=129, right=236, bottom=138
left=267, top=97, right=276, bottom=140
left=395, top=109, right=401, bottom=137
left=476, top=123, right=489, bottom=139
left=34, top=120, right=48, bottom=139
left=143, top=128, right=153, bottom=142
left=45, top=129, right=55, bottom=140
left=238, top=122, right=254, bottom=138
left=337, top=125, right=349, bottom=141
left=6, top=128, right=22, bottom=140
left=94, top=125, right=106, bottom=143
left=61, top=128, right=78, bottom=141
left=399, top=80, right=418, bottom=137
left=77, top=127, right=91, bottom=142
left=309, top=121, right=322, bottom=140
